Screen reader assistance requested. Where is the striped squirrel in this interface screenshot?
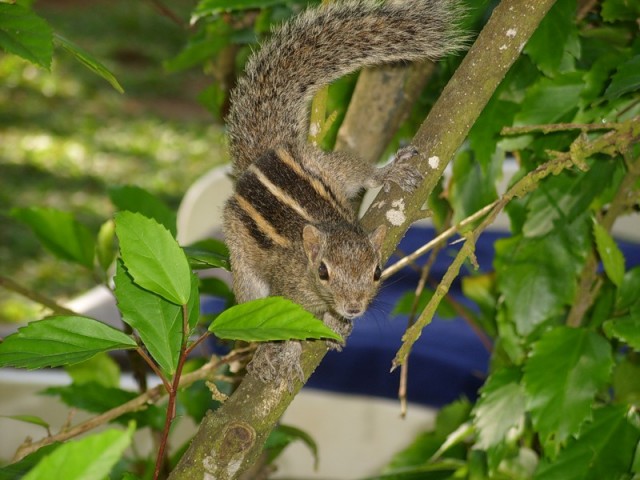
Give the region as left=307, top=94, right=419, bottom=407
left=223, top=0, right=465, bottom=383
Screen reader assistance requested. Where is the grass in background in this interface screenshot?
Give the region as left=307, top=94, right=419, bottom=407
left=0, top=0, right=227, bottom=322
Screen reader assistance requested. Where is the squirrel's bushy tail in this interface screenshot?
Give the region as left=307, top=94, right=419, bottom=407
left=227, top=0, right=466, bottom=172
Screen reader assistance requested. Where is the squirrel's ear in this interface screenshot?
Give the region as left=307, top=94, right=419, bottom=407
left=369, top=225, right=387, bottom=252
left=303, top=225, right=325, bottom=263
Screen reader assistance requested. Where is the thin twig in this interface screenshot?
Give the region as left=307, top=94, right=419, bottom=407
left=0, top=275, right=77, bottom=317
left=501, top=122, right=622, bottom=135
left=12, top=348, right=253, bottom=462
left=382, top=201, right=497, bottom=279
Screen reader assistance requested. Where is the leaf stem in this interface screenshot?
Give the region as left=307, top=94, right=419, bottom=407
left=136, top=347, right=171, bottom=392
left=153, top=304, right=191, bottom=480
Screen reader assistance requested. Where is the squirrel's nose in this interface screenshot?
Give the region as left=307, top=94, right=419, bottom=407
left=344, top=303, right=364, bottom=319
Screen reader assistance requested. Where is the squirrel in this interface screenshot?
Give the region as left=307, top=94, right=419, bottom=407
left=223, top=0, right=465, bottom=384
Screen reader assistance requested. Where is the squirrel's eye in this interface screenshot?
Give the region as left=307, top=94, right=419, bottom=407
left=318, top=262, right=329, bottom=281
left=373, top=265, right=382, bottom=281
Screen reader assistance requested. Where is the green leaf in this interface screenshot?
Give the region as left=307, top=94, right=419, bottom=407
left=450, top=149, right=499, bottom=224
left=603, top=310, right=640, bottom=351
left=265, top=424, right=319, bottom=468
left=114, top=260, right=182, bottom=375
left=0, top=415, right=49, bottom=430
left=495, top=226, right=587, bottom=336
left=0, top=444, right=60, bottom=480
left=605, top=54, right=640, bottom=99
left=184, top=238, right=230, bottom=271
left=534, top=406, right=640, bottom=480
left=617, top=267, right=640, bottom=311
left=513, top=72, right=584, bottom=128
left=593, top=220, right=625, bottom=287
left=392, top=288, right=457, bottom=319
left=53, top=33, right=124, bottom=93
left=523, top=327, right=613, bottom=446
left=23, top=423, right=134, bottom=480
left=43, top=383, right=165, bottom=430
left=525, top=0, right=579, bottom=76
left=11, top=207, right=95, bottom=268
left=65, top=352, right=120, bottom=388
left=0, top=316, right=137, bottom=369
left=108, top=185, right=176, bottom=236
left=0, top=3, right=52, bottom=69
left=209, top=297, right=341, bottom=342
left=473, top=368, right=526, bottom=449
left=601, top=0, right=640, bottom=22
left=115, top=211, right=192, bottom=305
left=192, top=0, right=285, bottom=21
left=523, top=160, right=620, bottom=238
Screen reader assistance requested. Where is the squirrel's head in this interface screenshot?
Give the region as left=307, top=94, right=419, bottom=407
left=302, top=223, right=386, bottom=320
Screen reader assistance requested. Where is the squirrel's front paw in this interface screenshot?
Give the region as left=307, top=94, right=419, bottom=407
left=382, top=145, right=423, bottom=193
left=248, top=341, right=304, bottom=391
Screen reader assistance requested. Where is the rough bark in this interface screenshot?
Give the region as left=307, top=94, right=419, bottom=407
left=169, top=1, right=558, bottom=478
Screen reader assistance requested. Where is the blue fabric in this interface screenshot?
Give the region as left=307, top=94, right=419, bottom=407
left=204, top=226, right=640, bottom=407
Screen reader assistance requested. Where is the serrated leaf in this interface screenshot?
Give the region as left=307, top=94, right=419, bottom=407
left=593, top=220, right=625, bottom=287
left=473, top=368, right=526, bottom=449
left=523, top=327, right=613, bottom=446
left=108, top=185, right=176, bottom=236
left=115, top=211, right=191, bottom=305
left=1, top=415, right=49, bottom=430
left=53, top=33, right=123, bottom=93
left=23, top=423, right=134, bottom=480
left=0, top=316, right=137, bottom=369
left=0, top=3, right=52, bottom=69
left=43, top=383, right=165, bottom=430
left=534, top=406, right=640, bottom=480
left=513, top=72, right=584, bottom=128
left=184, top=238, right=230, bottom=271
left=114, top=260, right=182, bottom=375
left=495, top=227, right=587, bottom=335
left=603, top=310, right=640, bottom=351
left=11, top=207, right=95, bottom=268
left=524, top=0, right=579, bottom=76
left=209, top=297, right=341, bottom=342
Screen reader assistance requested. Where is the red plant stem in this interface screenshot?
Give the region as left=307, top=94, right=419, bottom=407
left=136, top=347, right=171, bottom=392
left=185, top=331, right=211, bottom=356
left=153, top=304, right=190, bottom=480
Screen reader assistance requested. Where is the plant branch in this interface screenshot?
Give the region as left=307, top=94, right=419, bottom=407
left=12, top=348, right=253, bottom=462
left=0, top=275, right=77, bottom=317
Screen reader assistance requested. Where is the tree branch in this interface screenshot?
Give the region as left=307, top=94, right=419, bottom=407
left=169, top=1, right=558, bottom=478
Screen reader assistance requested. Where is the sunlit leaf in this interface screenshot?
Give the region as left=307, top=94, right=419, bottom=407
left=115, top=211, right=191, bottom=305
left=473, top=368, right=526, bottom=449
left=0, top=316, right=137, bottom=369
left=23, top=423, right=134, bottom=480
left=523, top=327, right=613, bottom=446
left=209, top=297, right=341, bottom=342
left=114, top=260, right=182, bottom=375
